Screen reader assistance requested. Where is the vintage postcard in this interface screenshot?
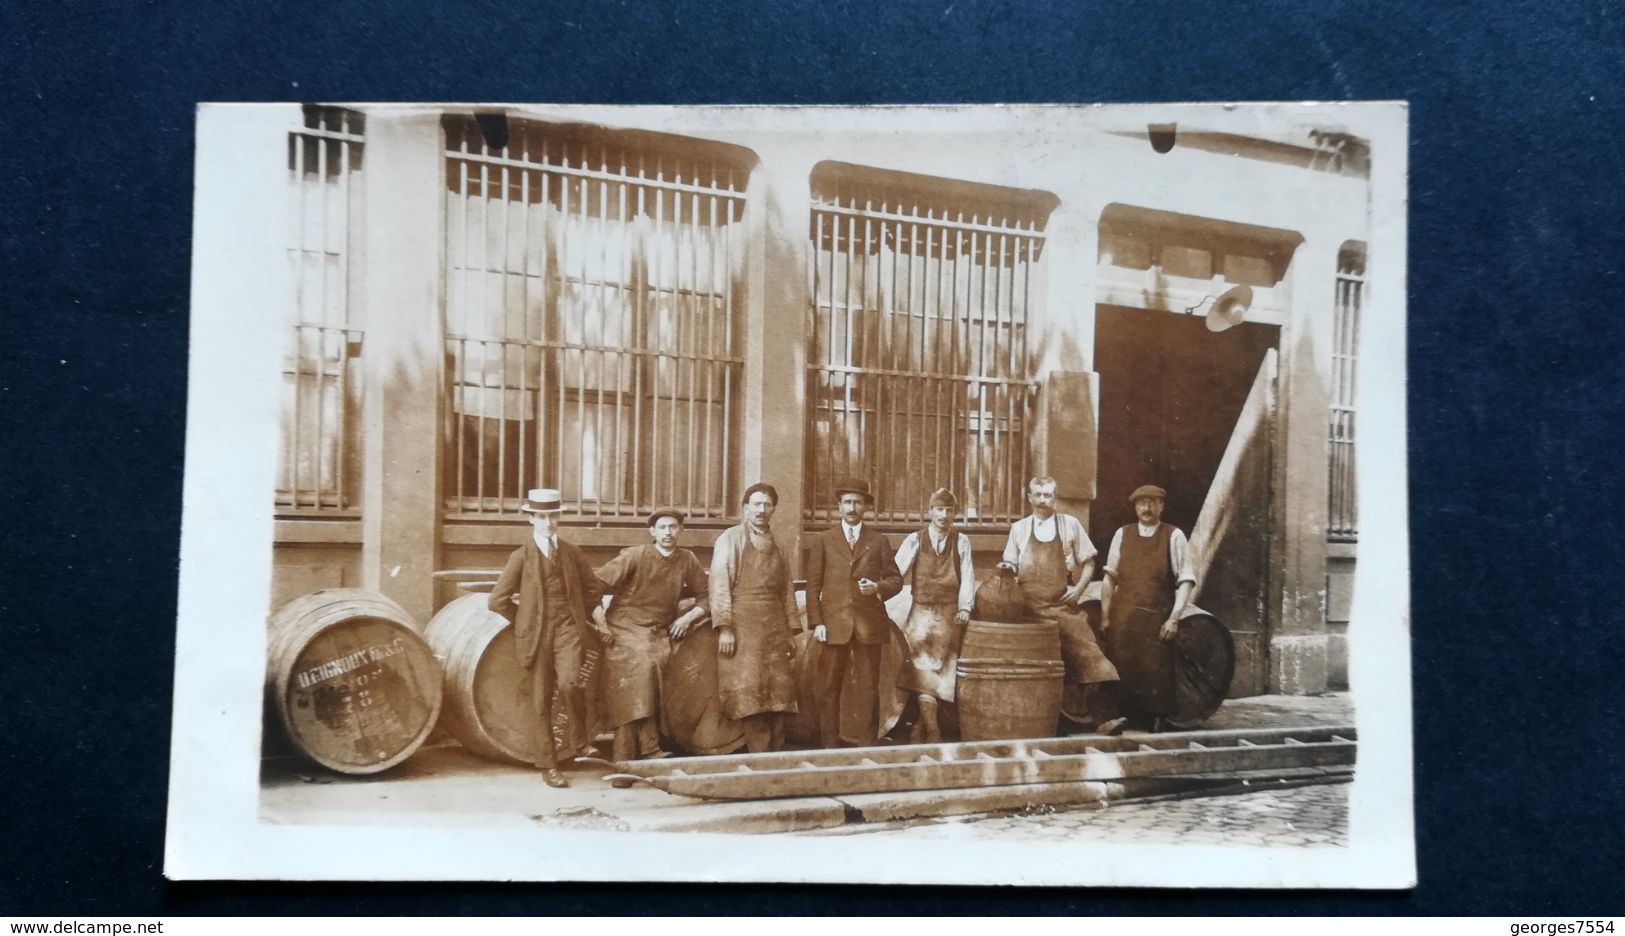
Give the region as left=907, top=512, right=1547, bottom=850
left=165, top=102, right=1412, bottom=886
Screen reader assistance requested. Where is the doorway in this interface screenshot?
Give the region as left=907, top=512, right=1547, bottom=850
left=1090, top=304, right=1279, bottom=550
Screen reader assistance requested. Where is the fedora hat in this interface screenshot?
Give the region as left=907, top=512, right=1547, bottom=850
left=520, top=488, right=565, bottom=514
left=834, top=478, right=873, bottom=503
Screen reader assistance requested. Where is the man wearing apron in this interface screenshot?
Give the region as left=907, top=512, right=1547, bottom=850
left=893, top=488, right=976, bottom=743
left=593, top=507, right=710, bottom=764
left=1100, top=484, right=1197, bottom=732
left=998, top=475, right=1126, bottom=736
left=708, top=483, right=801, bottom=753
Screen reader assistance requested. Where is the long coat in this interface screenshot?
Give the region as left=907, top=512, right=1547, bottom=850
left=804, top=525, right=904, bottom=645
left=488, top=537, right=606, bottom=667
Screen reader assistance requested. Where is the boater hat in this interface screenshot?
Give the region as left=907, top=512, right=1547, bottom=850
left=1129, top=484, right=1167, bottom=503
left=647, top=507, right=686, bottom=527
left=520, top=488, right=565, bottom=514
left=834, top=478, right=874, bottom=503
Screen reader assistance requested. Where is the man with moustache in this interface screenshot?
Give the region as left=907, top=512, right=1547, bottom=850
left=593, top=507, right=710, bottom=765
left=708, top=483, right=801, bottom=753
left=1100, top=484, right=1197, bottom=732
left=892, top=487, right=976, bottom=743
left=804, top=478, right=904, bottom=748
left=999, top=475, right=1126, bottom=736
left=488, top=488, right=608, bottom=788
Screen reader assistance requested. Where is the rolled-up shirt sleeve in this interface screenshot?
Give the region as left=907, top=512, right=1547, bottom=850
left=955, top=533, right=976, bottom=615
left=1065, top=514, right=1097, bottom=564
left=1103, top=528, right=1126, bottom=580
left=893, top=531, right=921, bottom=579
left=1169, top=528, right=1197, bottom=587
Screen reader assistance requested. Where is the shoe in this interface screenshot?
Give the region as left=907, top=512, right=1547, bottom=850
left=541, top=768, right=569, bottom=788
left=1096, top=717, right=1129, bottom=736
left=610, top=776, right=635, bottom=789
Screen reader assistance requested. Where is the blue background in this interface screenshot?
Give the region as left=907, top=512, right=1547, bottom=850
left=3, top=0, right=1622, bottom=914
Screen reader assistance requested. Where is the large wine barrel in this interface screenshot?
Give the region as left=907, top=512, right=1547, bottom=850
left=1059, top=600, right=1235, bottom=729
left=953, top=617, right=1064, bottom=742
left=266, top=588, right=442, bottom=774
left=423, top=593, right=545, bottom=765
left=661, top=623, right=746, bottom=756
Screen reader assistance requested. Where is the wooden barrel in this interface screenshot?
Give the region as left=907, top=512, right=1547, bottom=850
left=266, top=588, right=442, bottom=774
left=1059, top=600, right=1235, bottom=729
left=661, top=623, right=746, bottom=756
left=958, top=618, right=1063, bottom=666
left=953, top=617, right=1065, bottom=742
left=423, top=593, right=545, bottom=765
left=955, top=659, right=1067, bottom=741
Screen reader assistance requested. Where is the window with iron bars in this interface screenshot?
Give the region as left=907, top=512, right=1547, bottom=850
left=805, top=163, right=1054, bottom=527
left=278, top=106, right=365, bottom=514
left=1328, top=242, right=1364, bottom=542
left=442, top=117, right=748, bottom=523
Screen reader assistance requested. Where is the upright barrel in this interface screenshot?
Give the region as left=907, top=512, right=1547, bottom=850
left=266, top=588, right=442, bottom=774
left=954, top=618, right=1065, bottom=741
left=423, top=593, right=546, bottom=765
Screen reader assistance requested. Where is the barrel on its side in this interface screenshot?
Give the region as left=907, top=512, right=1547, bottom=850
left=1059, top=600, right=1235, bottom=729
left=954, top=618, right=1065, bottom=741
left=423, top=593, right=545, bottom=765
left=266, top=588, right=443, bottom=774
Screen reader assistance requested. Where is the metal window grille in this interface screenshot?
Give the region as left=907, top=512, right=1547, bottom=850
left=278, top=107, right=365, bottom=513
left=442, top=117, right=746, bottom=522
left=1328, top=245, right=1364, bottom=542
left=805, top=168, right=1047, bottom=527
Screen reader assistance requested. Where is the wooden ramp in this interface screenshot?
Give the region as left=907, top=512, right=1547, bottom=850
left=585, top=725, right=1355, bottom=800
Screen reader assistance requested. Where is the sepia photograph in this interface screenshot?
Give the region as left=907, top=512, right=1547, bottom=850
left=165, top=101, right=1411, bottom=886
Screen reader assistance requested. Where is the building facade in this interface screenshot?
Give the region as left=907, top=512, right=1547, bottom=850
left=264, top=105, right=1367, bottom=698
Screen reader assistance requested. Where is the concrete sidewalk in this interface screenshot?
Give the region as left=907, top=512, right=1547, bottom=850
left=259, top=692, right=1353, bottom=834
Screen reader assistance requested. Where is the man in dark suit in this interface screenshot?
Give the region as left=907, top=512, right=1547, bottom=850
left=488, top=488, right=608, bottom=788
left=804, top=478, right=904, bottom=747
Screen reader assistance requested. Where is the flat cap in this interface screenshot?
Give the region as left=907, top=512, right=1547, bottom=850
left=647, top=507, right=686, bottom=527
left=1129, top=484, right=1168, bottom=502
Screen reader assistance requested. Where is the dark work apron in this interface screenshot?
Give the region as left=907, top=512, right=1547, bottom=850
left=1106, top=523, right=1177, bottom=716
left=716, top=535, right=797, bottom=720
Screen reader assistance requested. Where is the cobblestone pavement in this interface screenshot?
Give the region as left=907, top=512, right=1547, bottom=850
left=818, top=782, right=1350, bottom=846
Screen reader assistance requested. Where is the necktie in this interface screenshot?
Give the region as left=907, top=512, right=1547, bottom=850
left=846, top=526, right=857, bottom=547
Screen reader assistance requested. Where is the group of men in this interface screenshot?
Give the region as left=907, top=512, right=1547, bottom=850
left=489, top=476, right=1195, bottom=788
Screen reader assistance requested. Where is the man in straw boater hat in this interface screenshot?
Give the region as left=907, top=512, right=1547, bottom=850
left=488, top=488, right=608, bottom=788
left=708, top=483, right=801, bottom=753
left=891, top=487, right=976, bottom=743
left=593, top=507, right=710, bottom=768
left=804, top=478, right=904, bottom=748
left=1100, top=484, right=1197, bottom=732
left=998, top=474, right=1128, bottom=736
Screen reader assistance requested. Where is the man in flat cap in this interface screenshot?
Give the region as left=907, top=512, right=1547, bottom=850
left=594, top=508, right=710, bottom=765
left=1100, top=484, right=1197, bottom=731
left=489, top=488, right=608, bottom=788
left=709, top=483, right=802, bottom=753
left=805, top=478, right=904, bottom=748
left=892, top=488, right=976, bottom=743
left=999, top=475, right=1126, bottom=735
